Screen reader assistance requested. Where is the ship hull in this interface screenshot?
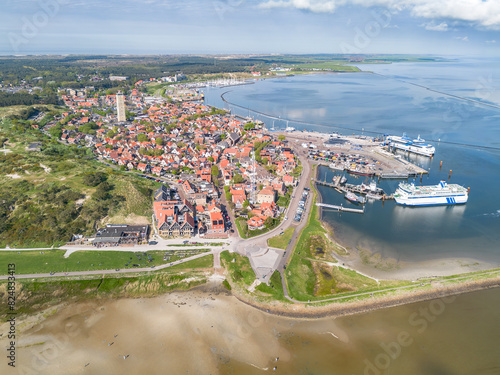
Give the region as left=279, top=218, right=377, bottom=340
left=346, top=169, right=375, bottom=177
left=389, top=142, right=435, bottom=157
left=394, top=194, right=468, bottom=206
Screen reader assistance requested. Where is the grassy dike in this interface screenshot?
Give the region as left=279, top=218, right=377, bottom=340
left=284, top=177, right=408, bottom=302
left=0, top=256, right=214, bottom=322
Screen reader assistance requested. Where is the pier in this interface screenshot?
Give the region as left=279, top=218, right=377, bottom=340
left=316, top=203, right=365, bottom=214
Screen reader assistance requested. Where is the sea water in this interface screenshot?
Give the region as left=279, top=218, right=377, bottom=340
left=204, top=58, right=500, bottom=264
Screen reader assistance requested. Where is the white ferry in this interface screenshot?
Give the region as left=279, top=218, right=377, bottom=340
left=394, top=181, right=468, bottom=206
left=387, top=133, right=435, bottom=157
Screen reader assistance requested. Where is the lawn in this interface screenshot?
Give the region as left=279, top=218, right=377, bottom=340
left=167, top=254, right=213, bottom=270
left=0, top=249, right=210, bottom=274
left=267, top=227, right=295, bottom=249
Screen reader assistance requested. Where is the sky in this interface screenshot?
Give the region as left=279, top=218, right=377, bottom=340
left=1, top=0, right=500, bottom=56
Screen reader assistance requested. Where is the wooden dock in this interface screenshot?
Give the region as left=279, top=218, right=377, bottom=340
left=316, top=203, right=365, bottom=214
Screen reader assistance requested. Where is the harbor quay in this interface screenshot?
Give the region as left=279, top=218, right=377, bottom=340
left=280, top=130, right=429, bottom=179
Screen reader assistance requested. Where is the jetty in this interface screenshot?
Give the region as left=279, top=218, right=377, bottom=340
left=316, top=203, right=364, bottom=214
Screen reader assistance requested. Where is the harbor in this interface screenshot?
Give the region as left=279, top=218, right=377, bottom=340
left=314, top=176, right=393, bottom=200
left=281, top=131, right=430, bottom=179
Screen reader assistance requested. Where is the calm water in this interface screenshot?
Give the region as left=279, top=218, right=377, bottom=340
left=204, top=59, right=500, bottom=264
left=219, top=287, right=500, bottom=375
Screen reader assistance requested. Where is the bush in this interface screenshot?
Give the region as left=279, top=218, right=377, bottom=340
left=82, top=172, right=107, bottom=187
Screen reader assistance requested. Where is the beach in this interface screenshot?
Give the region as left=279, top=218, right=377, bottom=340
left=2, top=278, right=500, bottom=375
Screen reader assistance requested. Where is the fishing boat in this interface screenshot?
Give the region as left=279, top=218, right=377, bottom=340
left=366, top=193, right=383, bottom=200
left=360, top=181, right=385, bottom=196
left=345, top=191, right=366, bottom=204
left=329, top=163, right=344, bottom=171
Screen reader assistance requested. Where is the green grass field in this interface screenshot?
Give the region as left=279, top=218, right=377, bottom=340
left=167, top=254, right=213, bottom=270
left=0, top=249, right=210, bottom=274
left=267, top=227, right=294, bottom=249
left=220, top=250, right=256, bottom=288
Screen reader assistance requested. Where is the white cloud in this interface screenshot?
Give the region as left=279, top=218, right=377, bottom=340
left=258, top=0, right=338, bottom=13
left=456, top=36, right=469, bottom=42
left=423, top=22, right=448, bottom=31
left=258, top=0, right=500, bottom=29
left=485, top=40, right=496, bottom=44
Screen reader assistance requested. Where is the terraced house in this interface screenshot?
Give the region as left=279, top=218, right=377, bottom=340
left=153, top=186, right=196, bottom=238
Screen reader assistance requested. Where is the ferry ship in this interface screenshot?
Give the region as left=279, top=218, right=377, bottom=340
left=386, top=133, right=435, bottom=157
left=394, top=181, right=468, bottom=206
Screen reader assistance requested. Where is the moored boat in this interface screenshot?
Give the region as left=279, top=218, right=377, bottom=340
left=394, top=180, right=468, bottom=206
left=345, top=191, right=366, bottom=204
left=387, top=133, right=435, bottom=157
left=346, top=169, right=375, bottom=177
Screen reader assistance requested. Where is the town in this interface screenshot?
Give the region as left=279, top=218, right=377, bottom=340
left=28, top=78, right=302, bottom=243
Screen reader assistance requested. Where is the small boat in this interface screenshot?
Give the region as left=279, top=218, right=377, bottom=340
left=329, top=163, right=344, bottom=171
left=345, top=191, right=366, bottom=204
left=366, top=193, right=383, bottom=200
left=340, top=176, right=347, bottom=185
left=360, top=181, right=385, bottom=195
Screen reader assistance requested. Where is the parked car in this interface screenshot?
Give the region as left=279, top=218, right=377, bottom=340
left=148, top=241, right=158, bottom=245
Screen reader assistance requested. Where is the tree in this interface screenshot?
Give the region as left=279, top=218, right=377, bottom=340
left=107, top=130, right=116, bottom=138
left=244, top=122, right=255, bottom=131
left=262, top=157, right=269, bottom=165
left=264, top=217, right=274, bottom=228
left=278, top=135, right=286, bottom=142
left=211, top=165, right=219, bottom=178
left=208, top=156, right=214, bottom=162
left=232, top=173, right=244, bottom=184
left=243, top=200, right=250, bottom=208
left=155, top=137, right=164, bottom=146
left=49, top=126, right=62, bottom=139
left=137, top=133, right=148, bottom=142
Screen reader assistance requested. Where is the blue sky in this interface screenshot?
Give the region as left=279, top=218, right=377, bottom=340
left=1, top=0, right=499, bottom=56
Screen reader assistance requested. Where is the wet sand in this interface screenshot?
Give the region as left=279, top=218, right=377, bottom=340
left=1, top=285, right=293, bottom=375
left=3, top=283, right=500, bottom=375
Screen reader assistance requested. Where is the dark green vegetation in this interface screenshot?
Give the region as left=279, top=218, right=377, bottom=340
left=0, top=90, right=59, bottom=107
left=0, top=249, right=211, bottom=274
left=0, top=270, right=208, bottom=321
left=0, top=119, right=158, bottom=248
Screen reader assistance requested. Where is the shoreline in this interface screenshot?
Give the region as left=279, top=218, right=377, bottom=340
left=233, top=275, right=500, bottom=320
